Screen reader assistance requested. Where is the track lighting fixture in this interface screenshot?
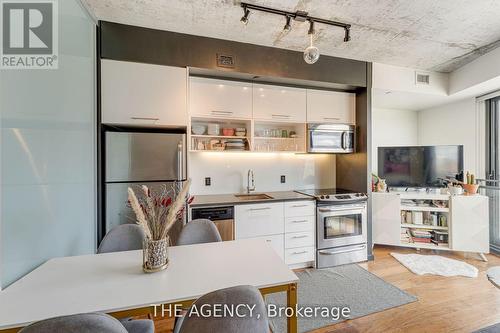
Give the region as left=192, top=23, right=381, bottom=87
left=344, top=27, right=351, bottom=42
left=307, top=20, right=315, bottom=35
left=240, top=7, right=250, bottom=25
left=240, top=2, right=351, bottom=64
left=283, top=15, right=292, bottom=31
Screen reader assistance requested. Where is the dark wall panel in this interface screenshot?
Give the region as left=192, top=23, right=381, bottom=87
left=100, top=21, right=367, bottom=88
left=336, top=63, right=373, bottom=259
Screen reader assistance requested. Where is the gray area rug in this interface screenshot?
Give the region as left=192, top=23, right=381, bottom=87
left=266, top=264, right=417, bottom=333
left=473, top=322, right=500, bottom=333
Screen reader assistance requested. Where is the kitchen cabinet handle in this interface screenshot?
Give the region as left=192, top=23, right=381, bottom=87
left=249, top=207, right=271, bottom=211
left=131, top=117, right=160, bottom=121
left=292, top=250, right=308, bottom=255
left=211, top=110, right=234, bottom=115
left=271, top=114, right=291, bottom=118
left=291, top=235, right=308, bottom=239
left=323, top=117, right=340, bottom=120
left=292, top=220, right=309, bottom=223
left=292, top=204, right=309, bottom=208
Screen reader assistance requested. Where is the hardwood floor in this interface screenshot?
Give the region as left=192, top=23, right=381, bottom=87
left=151, top=246, right=500, bottom=333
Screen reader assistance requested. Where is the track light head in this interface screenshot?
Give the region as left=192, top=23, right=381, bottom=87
left=240, top=7, right=250, bottom=25
left=344, top=27, right=351, bottom=42
left=283, top=15, right=292, bottom=31
left=308, top=20, right=315, bottom=35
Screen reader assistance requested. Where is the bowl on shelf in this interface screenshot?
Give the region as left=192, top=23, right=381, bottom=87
left=191, top=125, right=207, bottom=135
left=235, top=128, right=247, bottom=137
left=222, top=128, right=235, bottom=136
left=448, top=185, right=464, bottom=195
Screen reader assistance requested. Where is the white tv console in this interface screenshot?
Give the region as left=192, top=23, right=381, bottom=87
left=372, top=191, right=489, bottom=261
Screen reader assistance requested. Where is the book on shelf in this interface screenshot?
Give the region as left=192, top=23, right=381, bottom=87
left=413, top=237, right=432, bottom=243
left=410, top=229, right=432, bottom=238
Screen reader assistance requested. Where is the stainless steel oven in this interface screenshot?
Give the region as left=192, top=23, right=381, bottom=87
left=316, top=202, right=367, bottom=268
left=307, top=124, right=355, bottom=153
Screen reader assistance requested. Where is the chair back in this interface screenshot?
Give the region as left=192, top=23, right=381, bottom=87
left=178, top=285, right=269, bottom=333
left=97, top=224, right=145, bottom=254
left=176, top=219, right=222, bottom=246
left=19, top=313, right=128, bottom=333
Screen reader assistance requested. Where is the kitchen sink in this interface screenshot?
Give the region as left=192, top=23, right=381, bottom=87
left=234, top=194, right=274, bottom=201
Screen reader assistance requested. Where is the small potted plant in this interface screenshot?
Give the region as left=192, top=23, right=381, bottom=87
left=462, top=172, right=479, bottom=195
left=128, top=180, right=192, bottom=273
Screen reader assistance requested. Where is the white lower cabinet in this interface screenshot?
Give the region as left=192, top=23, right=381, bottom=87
left=234, top=202, right=284, bottom=238
left=284, top=200, right=316, bottom=267
left=285, top=216, right=315, bottom=233
left=285, top=247, right=315, bottom=265
left=284, top=201, right=316, bottom=217
left=252, top=234, right=285, bottom=260
left=234, top=200, right=316, bottom=267
left=285, top=231, right=315, bottom=248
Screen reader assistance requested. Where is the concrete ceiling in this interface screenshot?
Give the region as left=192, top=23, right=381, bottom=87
left=82, top=0, right=500, bottom=72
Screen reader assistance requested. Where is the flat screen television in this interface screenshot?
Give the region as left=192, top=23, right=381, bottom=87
left=378, top=145, right=464, bottom=187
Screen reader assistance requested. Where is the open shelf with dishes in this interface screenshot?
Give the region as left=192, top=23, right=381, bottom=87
left=189, top=117, right=307, bottom=153
left=253, top=121, right=306, bottom=153
left=399, top=196, right=450, bottom=249
left=189, top=117, right=251, bottom=152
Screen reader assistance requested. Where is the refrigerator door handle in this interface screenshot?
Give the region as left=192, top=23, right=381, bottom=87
left=177, top=141, right=183, bottom=180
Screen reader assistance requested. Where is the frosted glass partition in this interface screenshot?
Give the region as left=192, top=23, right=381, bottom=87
left=0, top=1, right=96, bottom=288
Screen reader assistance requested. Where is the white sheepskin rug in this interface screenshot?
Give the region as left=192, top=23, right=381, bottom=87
left=487, top=266, right=500, bottom=288
left=391, top=253, right=478, bottom=278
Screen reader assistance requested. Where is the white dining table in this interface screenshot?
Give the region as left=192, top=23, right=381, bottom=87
left=0, top=239, right=299, bottom=332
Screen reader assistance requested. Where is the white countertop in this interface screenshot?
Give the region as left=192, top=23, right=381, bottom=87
left=0, top=239, right=298, bottom=330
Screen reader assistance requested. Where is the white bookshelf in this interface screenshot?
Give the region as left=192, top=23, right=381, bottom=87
left=373, top=191, right=489, bottom=259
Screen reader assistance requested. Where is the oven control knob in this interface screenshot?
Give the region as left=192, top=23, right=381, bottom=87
left=320, top=195, right=325, bottom=199
left=325, top=195, right=330, bottom=199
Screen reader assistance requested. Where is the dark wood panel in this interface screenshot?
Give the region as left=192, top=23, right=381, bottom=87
left=99, top=21, right=367, bottom=88
left=213, top=219, right=234, bottom=242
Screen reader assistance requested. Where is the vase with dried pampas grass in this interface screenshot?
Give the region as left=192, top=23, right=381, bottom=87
left=128, top=179, right=192, bottom=273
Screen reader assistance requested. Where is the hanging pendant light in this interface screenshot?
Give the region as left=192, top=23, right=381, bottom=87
left=303, top=21, right=320, bottom=64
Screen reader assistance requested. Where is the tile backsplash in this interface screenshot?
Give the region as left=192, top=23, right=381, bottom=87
left=188, top=152, right=335, bottom=195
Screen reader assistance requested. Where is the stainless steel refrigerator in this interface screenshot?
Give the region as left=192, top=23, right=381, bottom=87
left=104, top=130, right=187, bottom=240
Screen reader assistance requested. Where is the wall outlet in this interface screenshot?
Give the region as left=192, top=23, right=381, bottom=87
left=280, top=175, right=286, bottom=183
left=205, top=177, right=211, bottom=186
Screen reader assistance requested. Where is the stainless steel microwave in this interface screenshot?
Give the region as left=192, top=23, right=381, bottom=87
left=307, top=124, right=355, bottom=153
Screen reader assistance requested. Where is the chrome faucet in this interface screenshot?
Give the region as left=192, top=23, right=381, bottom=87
left=247, top=169, right=255, bottom=194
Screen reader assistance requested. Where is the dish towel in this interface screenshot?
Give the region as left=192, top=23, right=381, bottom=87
left=391, top=253, right=478, bottom=278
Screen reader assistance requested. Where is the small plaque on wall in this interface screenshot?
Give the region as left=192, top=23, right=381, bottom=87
left=216, top=54, right=235, bottom=68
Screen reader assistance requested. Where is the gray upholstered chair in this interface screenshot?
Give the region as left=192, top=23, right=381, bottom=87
left=97, top=224, right=145, bottom=254
left=176, top=219, right=222, bottom=246
left=97, top=225, right=154, bottom=333
left=18, top=312, right=152, bottom=333
left=174, top=285, right=269, bottom=333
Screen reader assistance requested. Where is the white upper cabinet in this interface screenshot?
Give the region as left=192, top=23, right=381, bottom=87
left=189, top=77, right=252, bottom=119
left=101, top=59, right=187, bottom=127
left=253, top=84, right=307, bottom=122
left=306, top=89, right=355, bottom=124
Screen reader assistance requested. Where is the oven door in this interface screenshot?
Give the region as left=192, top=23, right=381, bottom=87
left=316, top=204, right=367, bottom=249
left=307, top=129, right=354, bottom=153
